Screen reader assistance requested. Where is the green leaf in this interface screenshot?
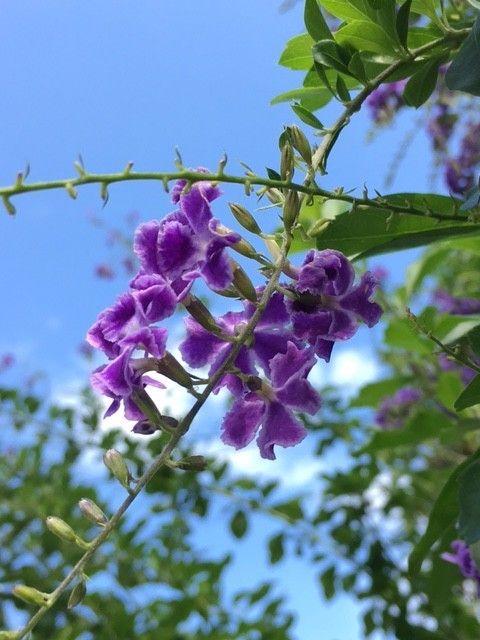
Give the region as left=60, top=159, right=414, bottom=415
left=304, top=0, right=332, bottom=41
left=408, top=447, right=480, bottom=575
left=405, top=245, right=451, bottom=298
left=268, top=533, right=285, bottom=564
left=312, top=39, right=352, bottom=75
left=396, top=0, right=412, bottom=47
left=445, top=17, right=480, bottom=97
left=411, top=0, right=441, bottom=23
left=230, top=510, right=248, bottom=539
left=292, top=102, right=324, bottom=129
left=358, top=411, right=453, bottom=455
left=271, top=86, right=332, bottom=110
left=315, top=195, right=478, bottom=259
left=455, top=373, right=480, bottom=411
left=279, top=33, right=315, bottom=70
left=335, top=75, right=351, bottom=101
left=350, top=378, right=407, bottom=408
left=319, top=565, right=336, bottom=600
left=459, top=459, right=480, bottom=544
left=319, top=0, right=375, bottom=21
left=403, top=56, right=443, bottom=107
left=335, top=20, right=398, bottom=55
left=348, top=51, right=368, bottom=83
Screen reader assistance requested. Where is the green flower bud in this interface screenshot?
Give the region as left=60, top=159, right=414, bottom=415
left=12, top=585, right=51, bottom=607
left=156, top=351, right=194, bottom=389
left=176, top=455, right=208, bottom=472
left=289, top=125, right=312, bottom=165
left=67, top=580, right=87, bottom=609
left=103, top=449, right=131, bottom=490
left=229, top=203, right=262, bottom=235
left=45, top=516, right=90, bottom=550
left=183, top=295, right=226, bottom=337
left=231, top=261, right=257, bottom=303
left=78, top=498, right=108, bottom=527
left=231, top=237, right=259, bottom=260
left=280, top=143, right=294, bottom=182
left=264, top=236, right=282, bottom=262
left=265, top=188, right=283, bottom=205
left=283, top=190, right=300, bottom=232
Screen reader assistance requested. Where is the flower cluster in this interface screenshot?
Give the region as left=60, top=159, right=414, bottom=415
left=444, top=121, right=480, bottom=195
left=367, top=81, right=406, bottom=125
left=442, top=540, right=480, bottom=594
left=87, top=175, right=382, bottom=459
left=375, top=386, right=422, bottom=430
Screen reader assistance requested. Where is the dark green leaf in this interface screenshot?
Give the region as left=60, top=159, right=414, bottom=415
left=396, top=0, right=412, bottom=47
left=454, top=373, right=480, bottom=411
left=445, top=17, right=480, bottom=97
left=315, top=195, right=477, bottom=259
left=312, top=40, right=352, bottom=76
left=304, top=0, right=332, bottom=41
left=459, top=459, right=480, bottom=544
left=230, top=510, right=248, bottom=539
left=266, top=167, right=281, bottom=181
left=403, top=56, right=443, bottom=107
left=268, top=533, right=285, bottom=564
left=350, top=378, right=407, bottom=408
left=319, top=565, right=336, bottom=600
left=335, top=75, right=351, bottom=101
left=291, top=103, right=324, bottom=129
left=408, top=447, right=480, bottom=574
left=347, top=51, right=368, bottom=83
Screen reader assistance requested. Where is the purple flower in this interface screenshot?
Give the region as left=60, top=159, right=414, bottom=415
left=433, top=290, right=480, bottom=315
left=442, top=540, right=480, bottom=594
left=91, top=347, right=165, bottom=420
left=288, top=250, right=382, bottom=361
left=133, top=178, right=240, bottom=296
left=221, top=342, right=321, bottom=459
left=375, top=386, right=422, bottom=430
left=367, top=81, right=406, bottom=124
left=87, top=284, right=175, bottom=359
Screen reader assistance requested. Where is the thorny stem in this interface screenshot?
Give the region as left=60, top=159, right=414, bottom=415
left=0, top=168, right=476, bottom=224
left=7, top=25, right=473, bottom=640
left=407, top=308, right=480, bottom=375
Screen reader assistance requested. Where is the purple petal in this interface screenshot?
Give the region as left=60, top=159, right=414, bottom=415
left=244, top=290, right=290, bottom=327
left=256, top=401, right=307, bottom=460
left=179, top=318, right=225, bottom=368
left=200, top=245, right=234, bottom=291
left=252, top=330, right=293, bottom=375
left=221, top=394, right=265, bottom=449
left=91, top=348, right=134, bottom=397
left=180, top=185, right=213, bottom=233
left=134, top=283, right=177, bottom=323
left=157, top=220, right=198, bottom=279
left=269, top=342, right=321, bottom=414
left=340, top=272, right=383, bottom=327
left=296, top=249, right=355, bottom=296
left=120, top=327, right=168, bottom=358
left=133, top=222, right=160, bottom=273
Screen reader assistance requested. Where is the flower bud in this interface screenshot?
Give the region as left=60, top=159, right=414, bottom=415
left=280, top=144, right=294, bottom=182
left=231, top=261, right=257, bottom=303
left=156, top=351, right=194, bottom=389
left=231, top=237, right=259, bottom=260
left=67, top=580, right=87, bottom=609
left=265, top=188, right=283, bottom=205
left=176, top=455, right=208, bottom=472
left=289, top=125, right=312, bottom=165
left=264, top=236, right=282, bottom=262
left=229, top=203, right=262, bottom=235
left=183, top=296, right=226, bottom=337
left=12, top=585, right=50, bottom=607
left=46, top=516, right=78, bottom=544
left=283, top=190, right=300, bottom=232
left=103, top=449, right=131, bottom=490
left=78, top=498, right=108, bottom=527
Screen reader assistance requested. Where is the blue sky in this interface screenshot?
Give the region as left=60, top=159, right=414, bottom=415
left=0, top=2, right=438, bottom=638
